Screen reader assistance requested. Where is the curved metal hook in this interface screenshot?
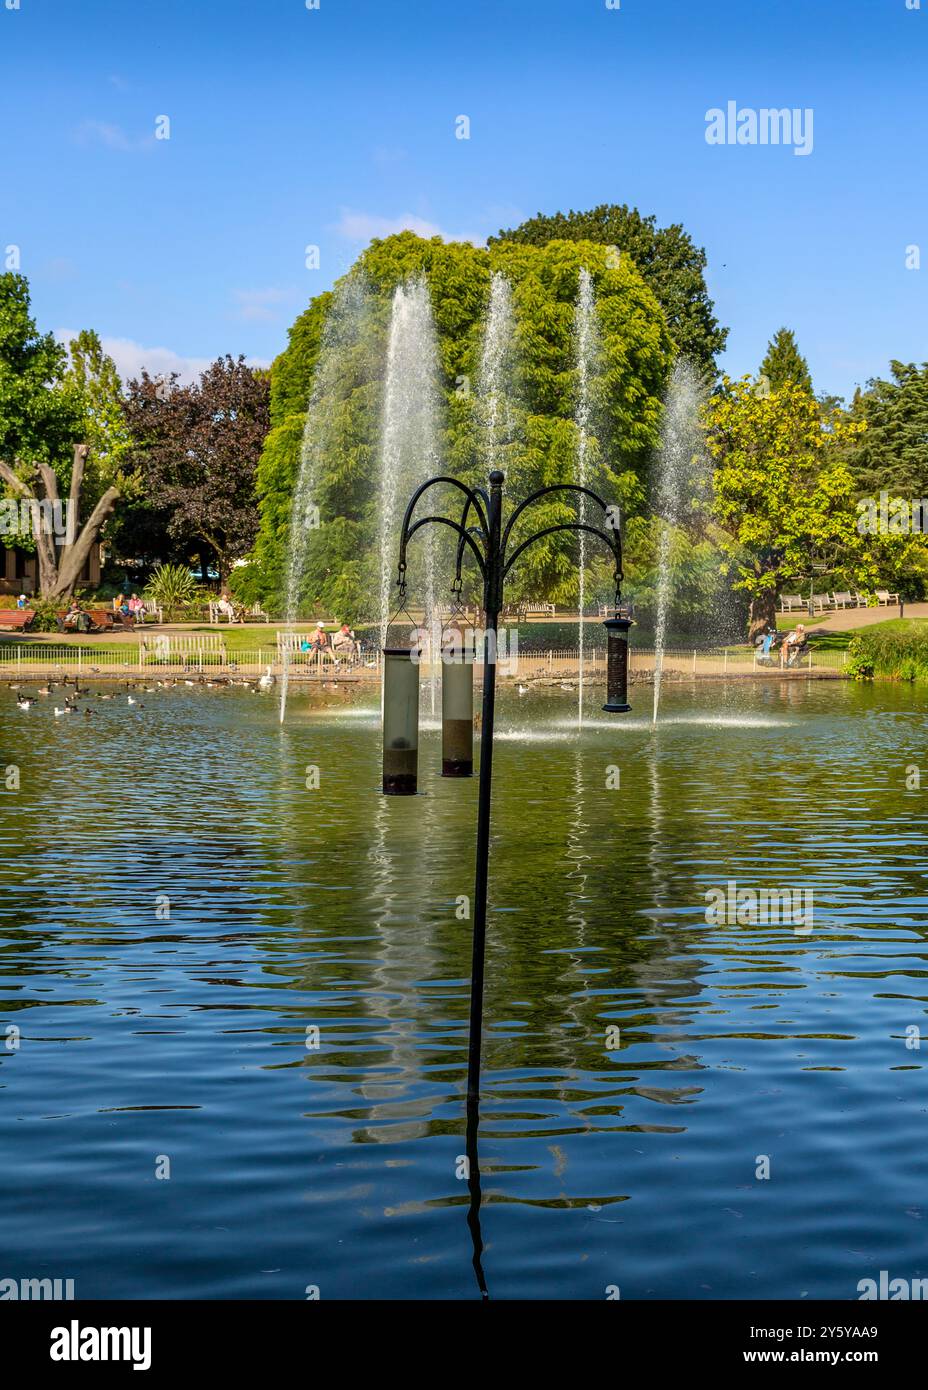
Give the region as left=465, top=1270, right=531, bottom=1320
left=501, top=482, right=618, bottom=558
left=502, top=521, right=622, bottom=581
left=405, top=515, right=488, bottom=580
left=400, top=476, right=489, bottom=557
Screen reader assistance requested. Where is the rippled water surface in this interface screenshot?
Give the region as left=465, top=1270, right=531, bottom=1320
left=1, top=679, right=927, bottom=1299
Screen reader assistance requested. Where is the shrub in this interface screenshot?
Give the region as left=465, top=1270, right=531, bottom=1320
left=145, top=564, right=201, bottom=620
left=852, top=624, right=928, bottom=680
left=845, top=636, right=874, bottom=679
left=29, top=598, right=62, bottom=632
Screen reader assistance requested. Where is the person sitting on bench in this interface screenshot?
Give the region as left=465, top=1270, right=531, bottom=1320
left=62, top=598, right=92, bottom=634
left=310, top=622, right=336, bottom=662
left=782, top=624, right=808, bottom=667
left=331, top=623, right=360, bottom=660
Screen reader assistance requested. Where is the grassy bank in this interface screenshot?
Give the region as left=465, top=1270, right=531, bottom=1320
left=845, top=620, right=928, bottom=679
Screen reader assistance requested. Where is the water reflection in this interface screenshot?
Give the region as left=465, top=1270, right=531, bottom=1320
left=1, top=679, right=927, bottom=1298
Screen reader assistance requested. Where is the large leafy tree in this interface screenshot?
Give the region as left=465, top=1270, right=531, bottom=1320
left=247, top=232, right=674, bottom=617
left=489, top=204, right=727, bottom=375
left=124, top=356, right=270, bottom=585
left=759, top=327, right=812, bottom=394
left=845, top=361, right=928, bottom=497
left=0, top=274, right=127, bottom=598
left=706, top=376, right=875, bottom=637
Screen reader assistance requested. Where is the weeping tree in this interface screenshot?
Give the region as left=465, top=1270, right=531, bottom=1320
left=247, top=231, right=675, bottom=616
left=0, top=276, right=131, bottom=599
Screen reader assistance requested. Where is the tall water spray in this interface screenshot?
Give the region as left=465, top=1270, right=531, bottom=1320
left=572, top=268, right=600, bottom=728
left=279, top=273, right=373, bottom=723
left=479, top=272, right=516, bottom=476
left=651, top=360, right=705, bottom=725
left=377, top=278, right=444, bottom=710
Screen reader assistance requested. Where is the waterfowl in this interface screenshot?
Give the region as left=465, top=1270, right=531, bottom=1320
left=53, top=706, right=74, bottom=717
left=258, top=665, right=276, bottom=690
left=16, top=697, right=33, bottom=710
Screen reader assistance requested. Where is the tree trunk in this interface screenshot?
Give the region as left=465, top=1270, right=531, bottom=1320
left=53, top=486, right=119, bottom=598
left=748, top=591, right=778, bottom=643
left=0, top=450, right=118, bottom=602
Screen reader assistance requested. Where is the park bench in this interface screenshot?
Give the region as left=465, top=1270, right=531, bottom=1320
left=70, top=609, right=117, bottom=633
left=0, top=609, right=34, bottom=631
left=831, top=591, right=859, bottom=609
left=875, top=589, right=900, bottom=606
left=277, top=629, right=364, bottom=670
left=524, top=602, right=556, bottom=618
left=207, top=599, right=244, bottom=624
left=141, top=633, right=227, bottom=668
left=779, top=594, right=805, bottom=613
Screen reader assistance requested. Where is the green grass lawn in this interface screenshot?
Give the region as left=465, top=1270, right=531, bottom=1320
left=806, top=617, right=928, bottom=651
left=4, top=615, right=926, bottom=659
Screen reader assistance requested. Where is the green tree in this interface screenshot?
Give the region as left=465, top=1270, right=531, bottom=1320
left=489, top=203, right=727, bottom=375
left=124, top=356, right=270, bottom=586
left=61, top=330, right=134, bottom=483
left=706, top=376, right=874, bottom=637
left=845, top=361, right=928, bottom=497
left=0, top=274, right=124, bottom=598
left=249, top=232, right=674, bottom=616
left=758, top=327, right=812, bottom=394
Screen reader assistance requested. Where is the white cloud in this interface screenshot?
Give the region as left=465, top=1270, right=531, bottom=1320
left=333, top=208, right=484, bottom=246
left=55, top=331, right=269, bottom=387
left=231, top=287, right=293, bottom=323
left=74, top=120, right=152, bottom=152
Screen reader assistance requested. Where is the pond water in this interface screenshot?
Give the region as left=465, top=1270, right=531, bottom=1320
left=1, top=679, right=926, bottom=1300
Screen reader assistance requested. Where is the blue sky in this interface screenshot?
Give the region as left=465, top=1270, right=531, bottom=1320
left=1, top=0, right=925, bottom=398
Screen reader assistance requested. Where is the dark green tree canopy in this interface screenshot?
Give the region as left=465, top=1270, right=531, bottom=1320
left=846, top=360, right=928, bottom=497
left=489, top=203, right=727, bottom=375
left=759, top=327, right=812, bottom=394
left=246, top=231, right=674, bottom=616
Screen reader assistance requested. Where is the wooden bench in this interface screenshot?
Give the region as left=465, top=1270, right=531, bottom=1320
left=59, top=609, right=134, bottom=633
left=0, top=609, right=34, bottom=631
left=207, top=600, right=244, bottom=624
left=141, top=633, right=227, bottom=668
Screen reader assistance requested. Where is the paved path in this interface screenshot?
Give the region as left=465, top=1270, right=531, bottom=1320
left=803, top=601, right=925, bottom=634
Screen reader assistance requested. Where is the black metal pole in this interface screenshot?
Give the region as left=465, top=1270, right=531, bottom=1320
left=465, top=469, right=504, bottom=1110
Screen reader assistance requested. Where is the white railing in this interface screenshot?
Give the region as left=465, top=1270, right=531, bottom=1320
left=0, top=642, right=849, bottom=678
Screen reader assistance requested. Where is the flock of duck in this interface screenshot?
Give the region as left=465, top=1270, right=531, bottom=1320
left=9, top=665, right=280, bottom=716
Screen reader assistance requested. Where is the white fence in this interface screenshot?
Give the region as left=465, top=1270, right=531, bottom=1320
left=0, top=642, right=848, bottom=679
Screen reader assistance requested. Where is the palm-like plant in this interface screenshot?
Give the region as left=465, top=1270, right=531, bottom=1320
left=145, top=563, right=200, bottom=620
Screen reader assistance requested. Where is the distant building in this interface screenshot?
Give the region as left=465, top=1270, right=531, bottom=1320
left=0, top=543, right=102, bottom=596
